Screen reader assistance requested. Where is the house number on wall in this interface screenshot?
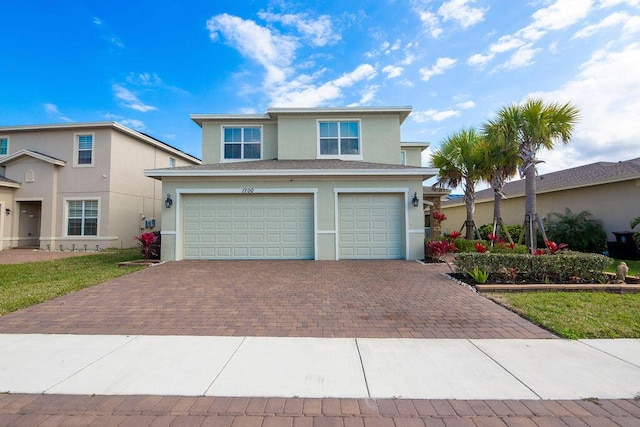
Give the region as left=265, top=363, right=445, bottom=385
left=242, top=188, right=255, bottom=194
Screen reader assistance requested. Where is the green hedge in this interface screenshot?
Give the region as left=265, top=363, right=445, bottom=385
left=455, top=252, right=611, bottom=283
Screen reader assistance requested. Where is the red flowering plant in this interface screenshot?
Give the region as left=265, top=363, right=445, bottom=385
left=546, top=240, right=569, bottom=254
left=446, top=230, right=462, bottom=239
left=431, top=211, right=447, bottom=222
left=425, top=239, right=457, bottom=271
left=135, top=232, right=159, bottom=260
left=475, top=242, right=488, bottom=253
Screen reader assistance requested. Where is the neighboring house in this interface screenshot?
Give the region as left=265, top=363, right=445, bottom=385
left=145, top=107, right=436, bottom=261
left=0, top=122, right=200, bottom=251
left=439, top=157, right=640, bottom=240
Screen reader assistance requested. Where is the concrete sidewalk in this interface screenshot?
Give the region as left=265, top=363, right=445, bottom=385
left=1, top=334, right=639, bottom=400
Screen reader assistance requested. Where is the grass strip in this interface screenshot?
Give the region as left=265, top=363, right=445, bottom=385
left=0, top=249, right=144, bottom=316
left=487, top=291, right=640, bottom=339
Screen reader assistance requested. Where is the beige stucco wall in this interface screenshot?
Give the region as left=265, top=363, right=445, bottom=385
left=201, top=122, right=278, bottom=164
left=440, top=179, right=640, bottom=241
left=159, top=175, right=425, bottom=261
left=1, top=125, right=200, bottom=250
left=276, top=114, right=403, bottom=163
left=0, top=187, right=15, bottom=250
left=403, top=147, right=424, bottom=167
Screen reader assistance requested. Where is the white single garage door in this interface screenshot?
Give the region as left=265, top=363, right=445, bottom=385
left=182, top=194, right=314, bottom=259
left=338, top=193, right=405, bottom=259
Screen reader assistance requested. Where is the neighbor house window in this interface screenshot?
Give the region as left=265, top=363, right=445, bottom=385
left=74, top=133, right=94, bottom=166
left=67, top=200, right=98, bottom=236
left=0, top=137, right=8, bottom=155
left=318, top=121, right=360, bottom=157
left=222, top=127, right=261, bottom=160
left=169, top=157, right=176, bottom=167
left=400, top=150, right=407, bottom=165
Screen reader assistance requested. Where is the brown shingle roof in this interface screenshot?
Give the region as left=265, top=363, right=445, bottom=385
left=165, top=159, right=424, bottom=171
left=443, top=157, right=640, bottom=205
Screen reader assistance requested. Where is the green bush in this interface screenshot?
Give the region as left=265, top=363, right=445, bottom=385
left=454, top=252, right=611, bottom=283
left=544, top=208, right=607, bottom=253
left=477, top=223, right=545, bottom=247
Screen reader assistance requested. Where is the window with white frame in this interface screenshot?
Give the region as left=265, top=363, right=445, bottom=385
left=400, top=150, right=407, bottom=165
left=222, top=126, right=262, bottom=160
left=67, top=200, right=98, bottom=236
left=75, top=134, right=94, bottom=166
left=169, top=157, right=176, bottom=167
left=318, top=121, right=360, bottom=157
left=0, top=137, right=8, bottom=156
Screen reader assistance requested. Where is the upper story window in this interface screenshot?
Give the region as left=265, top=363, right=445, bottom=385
left=169, top=157, right=176, bottom=168
left=318, top=120, right=361, bottom=158
left=400, top=150, right=407, bottom=165
left=0, top=137, right=8, bottom=156
left=222, top=126, right=262, bottom=161
left=74, top=133, right=94, bottom=167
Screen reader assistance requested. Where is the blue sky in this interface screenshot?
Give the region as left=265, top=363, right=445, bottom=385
left=2, top=0, right=639, bottom=183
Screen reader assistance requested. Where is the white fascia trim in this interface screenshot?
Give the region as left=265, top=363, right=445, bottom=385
left=317, top=230, right=336, bottom=234
left=334, top=187, right=410, bottom=193
left=145, top=168, right=437, bottom=178
left=0, top=149, right=66, bottom=166
left=160, top=230, right=177, bottom=235
left=0, top=181, right=20, bottom=188
left=176, top=188, right=319, bottom=195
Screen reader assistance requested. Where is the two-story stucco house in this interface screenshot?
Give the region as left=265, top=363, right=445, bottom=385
left=145, top=107, right=436, bottom=261
left=0, top=122, right=200, bottom=251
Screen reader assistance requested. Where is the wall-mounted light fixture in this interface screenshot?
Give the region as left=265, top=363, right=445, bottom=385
left=164, top=193, right=173, bottom=209
left=411, top=192, right=420, bottom=208
left=4, top=208, right=10, bottom=215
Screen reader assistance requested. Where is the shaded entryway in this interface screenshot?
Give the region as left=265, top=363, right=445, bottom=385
left=0, top=260, right=554, bottom=339
left=17, top=201, right=41, bottom=247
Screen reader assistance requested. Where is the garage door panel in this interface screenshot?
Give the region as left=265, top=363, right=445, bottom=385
left=183, top=194, right=314, bottom=260
left=339, top=193, right=404, bottom=260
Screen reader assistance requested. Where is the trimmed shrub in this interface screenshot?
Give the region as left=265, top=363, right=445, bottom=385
left=454, top=252, right=610, bottom=283
left=544, top=209, right=607, bottom=253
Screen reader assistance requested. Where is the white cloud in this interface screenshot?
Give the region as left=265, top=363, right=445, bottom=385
left=269, top=64, right=376, bottom=107
left=112, top=84, right=157, bottom=112
left=418, top=10, right=443, bottom=38
left=43, top=103, right=72, bottom=122
left=104, top=113, right=146, bottom=131
left=467, top=52, right=494, bottom=67
left=257, top=12, right=340, bottom=47
left=382, top=65, right=404, bottom=78
left=348, top=85, right=379, bottom=106
left=128, top=72, right=163, bottom=87
left=490, top=35, right=527, bottom=53
left=528, top=0, right=594, bottom=32
left=419, top=57, right=457, bottom=81
left=599, top=0, right=640, bottom=7
left=438, top=0, right=487, bottom=29
left=456, top=100, right=475, bottom=109
left=412, top=109, right=461, bottom=122
left=500, top=44, right=542, bottom=70
left=527, top=42, right=640, bottom=169
left=574, top=11, right=640, bottom=38
left=207, top=13, right=298, bottom=85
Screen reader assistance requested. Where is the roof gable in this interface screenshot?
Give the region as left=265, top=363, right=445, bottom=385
left=0, top=149, right=66, bottom=166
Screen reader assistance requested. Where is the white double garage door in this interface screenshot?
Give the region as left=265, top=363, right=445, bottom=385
left=182, top=193, right=405, bottom=260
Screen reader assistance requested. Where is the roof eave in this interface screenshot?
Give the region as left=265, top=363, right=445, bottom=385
left=144, top=167, right=437, bottom=179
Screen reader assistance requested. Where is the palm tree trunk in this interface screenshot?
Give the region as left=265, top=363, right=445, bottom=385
left=464, top=178, right=475, bottom=240
left=524, top=163, right=537, bottom=251
left=492, top=174, right=504, bottom=238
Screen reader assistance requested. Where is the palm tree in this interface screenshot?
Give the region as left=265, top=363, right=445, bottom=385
left=479, top=122, right=520, bottom=239
left=488, top=99, right=579, bottom=250
left=430, top=128, right=484, bottom=239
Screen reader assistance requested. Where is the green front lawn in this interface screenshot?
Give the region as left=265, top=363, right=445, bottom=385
left=0, top=249, right=144, bottom=316
left=487, top=291, right=640, bottom=339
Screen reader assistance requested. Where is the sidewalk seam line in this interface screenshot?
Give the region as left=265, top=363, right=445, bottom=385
left=468, top=339, right=542, bottom=400
left=355, top=338, right=371, bottom=398
left=43, top=334, right=139, bottom=394
left=578, top=340, right=640, bottom=369
left=203, top=335, right=246, bottom=396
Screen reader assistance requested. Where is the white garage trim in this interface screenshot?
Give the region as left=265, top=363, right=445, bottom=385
left=333, top=188, right=410, bottom=260
left=174, top=188, right=318, bottom=261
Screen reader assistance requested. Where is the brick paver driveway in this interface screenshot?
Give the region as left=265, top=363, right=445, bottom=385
left=0, top=260, right=553, bottom=338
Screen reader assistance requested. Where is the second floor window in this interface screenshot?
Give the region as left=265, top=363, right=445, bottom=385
left=319, top=121, right=360, bottom=157
left=0, top=137, right=7, bottom=155
left=223, top=127, right=261, bottom=160
left=76, top=134, right=93, bottom=166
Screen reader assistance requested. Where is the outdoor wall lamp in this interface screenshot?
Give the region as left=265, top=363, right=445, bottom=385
left=164, top=193, right=173, bottom=209
left=411, top=192, right=420, bottom=207
left=4, top=208, right=10, bottom=215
